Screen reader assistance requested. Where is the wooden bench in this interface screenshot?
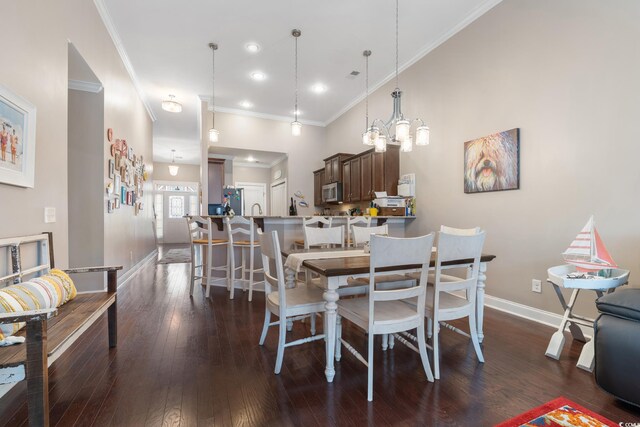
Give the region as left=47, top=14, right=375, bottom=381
left=0, top=233, right=121, bottom=426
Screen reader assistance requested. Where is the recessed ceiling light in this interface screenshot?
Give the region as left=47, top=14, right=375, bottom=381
left=247, top=156, right=256, bottom=162
left=239, top=100, right=253, bottom=109
left=310, top=83, right=327, bottom=94
left=251, top=71, right=266, bottom=81
left=245, top=42, right=261, bottom=53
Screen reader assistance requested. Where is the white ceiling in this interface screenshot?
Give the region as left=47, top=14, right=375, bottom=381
left=100, top=0, right=501, bottom=164
left=210, top=147, right=287, bottom=168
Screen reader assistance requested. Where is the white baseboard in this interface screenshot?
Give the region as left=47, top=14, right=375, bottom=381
left=484, top=293, right=594, bottom=339
left=117, top=249, right=158, bottom=289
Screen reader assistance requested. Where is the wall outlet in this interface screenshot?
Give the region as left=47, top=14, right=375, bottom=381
left=532, top=279, right=542, bottom=293
left=44, top=207, right=56, bottom=223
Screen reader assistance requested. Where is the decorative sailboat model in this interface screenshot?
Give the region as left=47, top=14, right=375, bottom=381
left=545, top=215, right=629, bottom=372
left=562, top=215, right=617, bottom=274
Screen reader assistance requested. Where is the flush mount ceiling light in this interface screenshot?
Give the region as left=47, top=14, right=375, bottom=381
left=208, top=42, right=220, bottom=144
left=239, top=100, right=253, bottom=109
left=310, top=83, right=327, bottom=94
left=250, top=71, right=266, bottom=81
left=161, top=94, right=182, bottom=113
left=365, top=0, right=430, bottom=153
left=245, top=42, right=261, bottom=53
left=168, top=149, right=179, bottom=176
left=291, top=29, right=302, bottom=137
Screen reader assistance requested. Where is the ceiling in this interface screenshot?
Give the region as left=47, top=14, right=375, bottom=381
left=100, top=0, right=501, bottom=164
left=210, top=147, right=287, bottom=168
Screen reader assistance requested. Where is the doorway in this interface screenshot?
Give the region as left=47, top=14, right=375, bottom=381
left=235, top=182, right=267, bottom=216
left=154, top=181, right=199, bottom=244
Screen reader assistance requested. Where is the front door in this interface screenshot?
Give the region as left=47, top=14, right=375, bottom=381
left=163, top=191, right=193, bottom=244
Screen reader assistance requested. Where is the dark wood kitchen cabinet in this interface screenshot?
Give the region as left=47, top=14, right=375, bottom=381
left=313, top=168, right=325, bottom=206
left=343, top=156, right=361, bottom=203
left=361, top=145, right=399, bottom=201
left=323, top=153, right=353, bottom=184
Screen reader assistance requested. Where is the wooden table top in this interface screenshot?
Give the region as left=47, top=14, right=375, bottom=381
left=281, top=247, right=496, bottom=277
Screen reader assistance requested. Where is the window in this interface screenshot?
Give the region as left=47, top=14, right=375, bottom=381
left=154, top=194, right=163, bottom=240
left=169, top=196, right=185, bottom=218
left=189, top=195, right=198, bottom=215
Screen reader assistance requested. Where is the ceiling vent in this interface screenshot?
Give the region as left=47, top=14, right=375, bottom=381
left=346, top=70, right=360, bottom=80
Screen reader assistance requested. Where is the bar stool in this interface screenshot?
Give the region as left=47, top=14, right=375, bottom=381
left=293, top=216, right=333, bottom=249
left=186, top=216, right=229, bottom=298
left=346, top=216, right=371, bottom=247
left=226, top=216, right=264, bottom=301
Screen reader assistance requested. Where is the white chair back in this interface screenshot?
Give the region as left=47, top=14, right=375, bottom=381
left=258, top=229, right=286, bottom=310
left=351, top=224, right=388, bottom=247
left=226, top=216, right=256, bottom=245
left=347, top=217, right=371, bottom=247
left=368, top=234, right=435, bottom=325
left=433, top=231, right=486, bottom=298
left=187, top=216, right=212, bottom=244
left=303, top=216, right=332, bottom=228
left=440, top=225, right=481, bottom=236
left=304, top=225, right=344, bottom=249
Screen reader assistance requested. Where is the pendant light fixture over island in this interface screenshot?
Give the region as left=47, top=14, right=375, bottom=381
left=208, top=42, right=220, bottom=144
left=291, top=29, right=302, bottom=137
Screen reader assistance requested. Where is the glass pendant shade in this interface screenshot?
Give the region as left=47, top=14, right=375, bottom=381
left=168, top=164, right=179, bottom=176
left=400, top=136, right=413, bottom=152
left=362, top=132, right=369, bottom=145
left=362, top=126, right=378, bottom=146
left=374, top=135, right=387, bottom=153
left=416, top=125, right=430, bottom=145
left=209, top=128, right=219, bottom=143
left=395, top=119, right=410, bottom=142
left=291, top=121, right=302, bottom=136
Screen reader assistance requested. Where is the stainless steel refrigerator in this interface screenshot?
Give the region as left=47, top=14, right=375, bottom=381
left=223, top=187, right=244, bottom=215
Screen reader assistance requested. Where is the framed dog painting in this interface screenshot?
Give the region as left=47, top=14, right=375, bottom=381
left=464, top=128, right=520, bottom=194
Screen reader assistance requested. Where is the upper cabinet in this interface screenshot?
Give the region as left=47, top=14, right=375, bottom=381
left=313, top=168, right=325, bottom=206
left=323, top=153, right=353, bottom=184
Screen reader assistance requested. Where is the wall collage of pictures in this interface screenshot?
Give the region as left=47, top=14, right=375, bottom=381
left=105, top=127, right=147, bottom=215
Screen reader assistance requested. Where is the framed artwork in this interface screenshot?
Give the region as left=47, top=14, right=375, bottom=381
left=108, top=159, right=114, bottom=178
left=114, top=198, right=120, bottom=209
left=128, top=146, right=134, bottom=161
left=107, top=200, right=113, bottom=213
left=121, top=187, right=127, bottom=204
left=0, top=84, right=37, bottom=188
left=114, top=174, right=121, bottom=194
left=464, top=128, right=520, bottom=194
left=107, top=128, right=113, bottom=142
left=114, top=152, right=121, bottom=168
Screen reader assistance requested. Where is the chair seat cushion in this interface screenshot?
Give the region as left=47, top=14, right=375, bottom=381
left=337, top=297, right=419, bottom=325
left=193, top=238, right=228, bottom=245
left=597, top=289, right=640, bottom=322
left=233, top=240, right=259, bottom=246
left=268, top=285, right=325, bottom=310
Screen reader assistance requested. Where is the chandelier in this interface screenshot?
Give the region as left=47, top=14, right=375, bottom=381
left=208, top=42, right=219, bottom=143
left=161, top=95, right=182, bottom=113
left=363, top=0, right=429, bottom=153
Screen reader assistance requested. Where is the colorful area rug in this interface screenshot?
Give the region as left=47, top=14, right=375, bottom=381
left=496, top=397, right=617, bottom=427
left=158, top=248, right=191, bottom=264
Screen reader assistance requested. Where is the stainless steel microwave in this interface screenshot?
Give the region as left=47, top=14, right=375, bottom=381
left=322, top=182, right=343, bottom=203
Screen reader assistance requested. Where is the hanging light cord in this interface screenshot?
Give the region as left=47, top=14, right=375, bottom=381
left=294, top=35, right=299, bottom=123
left=395, top=0, right=399, bottom=90
left=365, top=52, right=369, bottom=129
left=211, top=45, right=216, bottom=129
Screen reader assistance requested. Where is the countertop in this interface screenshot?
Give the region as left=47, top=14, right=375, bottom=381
left=205, top=215, right=416, bottom=219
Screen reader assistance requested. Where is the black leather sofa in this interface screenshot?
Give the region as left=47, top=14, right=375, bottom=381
left=594, top=288, right=640, bottom=407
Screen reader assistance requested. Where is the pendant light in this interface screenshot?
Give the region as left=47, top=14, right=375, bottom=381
left=208, top=43, right=220, bottom=143
left=161, top=95, right=182, bottom=113
left=168, top=149, right=179, bottom=176
left=362, top=50, right=377, bottom=146
left=365, top=0, right=430, bottom=152
left=291, top=29, right=302, bottom=137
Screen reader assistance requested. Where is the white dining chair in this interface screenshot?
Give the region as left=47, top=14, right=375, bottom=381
left=350, top=224, right=388, bottom=247
left=303, top=225, right=344, bottom=249
left=346, top=216, right=371, bottom=247
left=404, top=230, right=486, bottom=379
left=186, top=216, right=229, bottom=298
left=258, top=229, right=326, bottom=374
left=226, top=216, right=264, bottom=301
left=294, top=216, right=333, bottom=249
left=335, top=233, right=435, bottom=401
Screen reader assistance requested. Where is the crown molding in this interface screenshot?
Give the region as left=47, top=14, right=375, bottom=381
left=233, top=161, right=272, bottom=169
left=93, top=0, right=157, bottom=122
left=68, top=79, right=103, bottom=93
left=324, top=0, right=504, bottom=126
left=198, top=96, right=325, bottom=127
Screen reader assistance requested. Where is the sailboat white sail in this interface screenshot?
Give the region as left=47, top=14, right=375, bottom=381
left=562, top=216, right=617, bottom=272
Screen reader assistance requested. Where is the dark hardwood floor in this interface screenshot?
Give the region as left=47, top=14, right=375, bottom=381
left=1, top=258, right=639, bottom=426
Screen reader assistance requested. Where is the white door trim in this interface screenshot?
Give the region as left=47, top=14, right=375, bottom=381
left=235, top=182, right=267, bottom=216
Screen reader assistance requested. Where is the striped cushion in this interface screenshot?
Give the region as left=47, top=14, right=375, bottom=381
left=0, top=269, right=77, bottom=342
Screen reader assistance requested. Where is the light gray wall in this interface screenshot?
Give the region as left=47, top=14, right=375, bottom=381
left=0, top=0, right=155, bottom=280
left=325, top=0, right=640, bottom=317
left=68, top=88, right=104, bottom=291
left=153, top=162, right=200, bottom=183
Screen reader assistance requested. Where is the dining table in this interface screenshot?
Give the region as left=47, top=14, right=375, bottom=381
left=280, top=246, right=496, bottom=383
